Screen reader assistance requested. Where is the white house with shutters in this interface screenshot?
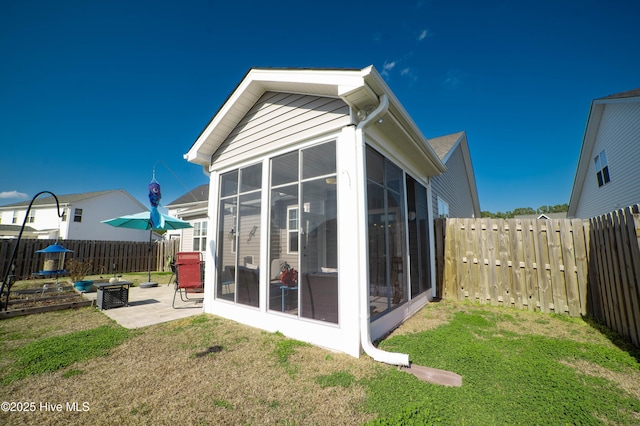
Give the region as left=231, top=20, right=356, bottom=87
left=568, top=88, right=640, bottom=218
left=165, top=184, right=209, bottom=252
left=0, top=190, right=150, bottom=242
left=184, top=66, right=479, bottom=363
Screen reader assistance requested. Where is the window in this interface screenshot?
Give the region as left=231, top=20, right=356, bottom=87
left=193, top=221, right=208, bottom=252
left=366, top=146, right=407, bottom=317
left=73, top=208, right=83, bottom=223
left=12, top=211, right=18, bottom=224
left=217, top=163, right=262, bottom=307
left=27, top=210, right=36, bottom=223
left=594, top=150, right=611, bottom=187
left=268, top=141, right=338, bottom=322
left=437, top=197, right=449, bottom=218
left=406, top=176, right=431, bottom=298
left=287, top=206, right=299, bottom=253
left=61, top=208, right=68, bottom=222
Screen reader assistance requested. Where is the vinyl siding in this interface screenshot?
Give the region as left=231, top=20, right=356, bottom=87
left=574, top=101, right=640, bottom=218
left=431, top=144, right=475, bottom=218
left=238, top=212, right=261, bottom=267
left=181, top=227, right=195, bottom=252
left=212, top=92, right=350, bottom=169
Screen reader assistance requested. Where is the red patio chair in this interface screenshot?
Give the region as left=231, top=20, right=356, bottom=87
left=172, top=252, right=204, bottom=308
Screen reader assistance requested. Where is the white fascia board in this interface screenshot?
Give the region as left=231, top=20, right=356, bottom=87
left=250, top=67, right=366, bottom=87
left=185, top=77, right=265, bottom=165
left=185, top=68, right=371, bottom=166
left=385, top=110, right=446, bottom=175
left=363, top=69, right=445, bottom=173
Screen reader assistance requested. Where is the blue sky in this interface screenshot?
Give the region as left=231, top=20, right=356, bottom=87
left=1, top=0, right=639, bottom=214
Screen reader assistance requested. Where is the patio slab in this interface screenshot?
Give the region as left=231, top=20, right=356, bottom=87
left=83, top=283, right=203, bottom=328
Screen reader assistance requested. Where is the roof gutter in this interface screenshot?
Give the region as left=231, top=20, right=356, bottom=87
left=355, top=94, right=410, bottom=367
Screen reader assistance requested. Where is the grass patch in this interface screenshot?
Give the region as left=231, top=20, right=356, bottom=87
left=1, top=300, right=637, bottom=425
left=365, top=303, right=640, bottom=425
left=269, top=333, right=310, bottom=378
left=1, top=324, right=131, bottom=384
left=61, top=369, right=84, bottom=378
left=273, top=338, right=309, bottom=364
left=213, top=399, right=233, bottom=409
left=315, top=371, right=356, bottom=388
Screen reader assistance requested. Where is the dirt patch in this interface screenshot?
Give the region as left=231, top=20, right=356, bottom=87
left=389, top=300, right=457, bottom=337
left=1, top=285, right=93, bottom=320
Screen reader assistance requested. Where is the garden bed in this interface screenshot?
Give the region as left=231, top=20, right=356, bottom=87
left=0, top=282, right=97, bottom=319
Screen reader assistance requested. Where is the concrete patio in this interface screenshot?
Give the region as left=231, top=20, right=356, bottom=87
left=83, top=283, right=203, bottom=328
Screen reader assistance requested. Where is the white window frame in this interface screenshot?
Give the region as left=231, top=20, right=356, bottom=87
left=193, top=220, right=208, bottom=252
left=287, top=206, right=299, bottom=254
left=27, top=209, right=36, bottom=223
left=437, top=196, right=449, bottom=218
left=594, top=149, right=611, bottom=187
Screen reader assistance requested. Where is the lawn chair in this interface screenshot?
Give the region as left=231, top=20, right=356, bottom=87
left=172, top=252, right=204, bottom=308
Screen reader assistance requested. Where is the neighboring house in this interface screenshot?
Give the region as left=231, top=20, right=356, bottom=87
left=427, top=131, right=481, bottom=218
left=0, top=224, right=37, bottom=239
left=165, top=184, right=209, bottom=252
left=183, top=66, right=479, bottom=362
left=0, top=190, right=151, bottom=241
left=568, top=88, right=640, bottom=218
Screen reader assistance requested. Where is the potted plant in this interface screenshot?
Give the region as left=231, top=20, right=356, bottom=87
left=67, top=258, right=94, bottom=292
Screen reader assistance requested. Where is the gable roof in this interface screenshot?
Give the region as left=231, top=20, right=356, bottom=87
left=0, top=224, right=37, bottom=232
left=428, top=131, right=481, bottom=216
left=514, top=212, right=567, bottom=220
left=0, top=190, right=145, bottom=210
left=166, top=184, right=210, bottom=207
left=185, top=66, right=446, bottom=176
left=568, top=88, right=640, bottom=217
left=428, top=131, right=465, bottom=161
left=598, top=88, right=640, bottom=100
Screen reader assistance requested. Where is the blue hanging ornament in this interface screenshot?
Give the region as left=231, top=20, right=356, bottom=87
left=149, top=170, right=162, bottom=228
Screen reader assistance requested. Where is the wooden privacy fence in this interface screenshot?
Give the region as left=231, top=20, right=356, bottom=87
left=436, top=204, right=640, bottom=347
left=588, top=205, right=640, bottom=346
left=0, top=238, right=180, bottom=280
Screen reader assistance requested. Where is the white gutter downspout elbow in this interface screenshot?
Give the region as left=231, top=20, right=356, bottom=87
left=355, top=94, right=410, bottom=367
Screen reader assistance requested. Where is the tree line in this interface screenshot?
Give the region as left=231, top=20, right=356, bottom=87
left=481, top=204, right=568, bottom=219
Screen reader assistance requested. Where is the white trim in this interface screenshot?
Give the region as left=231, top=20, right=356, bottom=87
left=286, top=206, right=299, bottom=254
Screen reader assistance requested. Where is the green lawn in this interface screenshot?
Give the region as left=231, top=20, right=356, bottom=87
left=1, top=300, right=638, bottom=425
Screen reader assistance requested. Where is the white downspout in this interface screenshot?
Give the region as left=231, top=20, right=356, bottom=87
left=355, top=94, right=410, bottom=367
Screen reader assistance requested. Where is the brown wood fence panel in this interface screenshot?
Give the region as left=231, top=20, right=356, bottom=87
left=0, top=239, right=180, bottom=280
left=588, top=205, right=640, bottom=346
left=436, top=204, right=640, bottom=347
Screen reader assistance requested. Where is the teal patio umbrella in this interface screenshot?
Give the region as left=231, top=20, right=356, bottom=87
left=101, top=211, right=192, bottom=231
left=101, top=211, right=192, bottom=286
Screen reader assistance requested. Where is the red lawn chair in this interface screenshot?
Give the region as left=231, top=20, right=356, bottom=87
left=172, top=252, right=204, bottom=308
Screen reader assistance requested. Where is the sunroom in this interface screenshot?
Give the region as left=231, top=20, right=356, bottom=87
left=185, top=66, right=445, bottom=362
